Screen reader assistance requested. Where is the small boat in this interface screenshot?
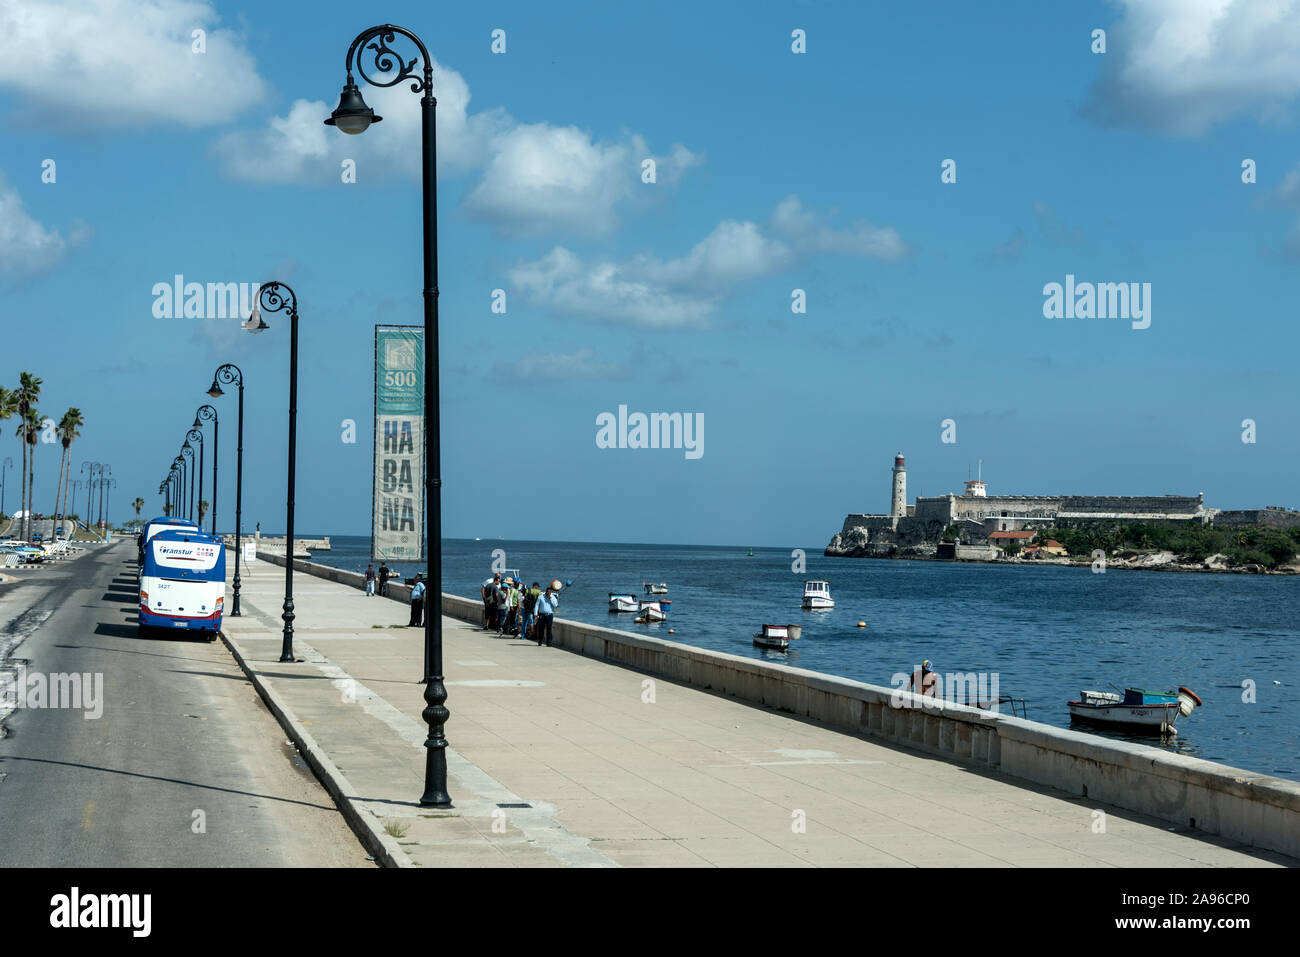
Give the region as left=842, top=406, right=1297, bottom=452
left=1067, top=686, right=1202, bottom=734
left=801, top=580, right=834, bottom=609
left=643, top=581, right=669, bottom=595
left=608, top=593, right=639, bottom=613
left=752, top=623, right=790, bottom=650
left=634, top=600, right=670, bottom=623
left=747, top=547, right=754, bottom=557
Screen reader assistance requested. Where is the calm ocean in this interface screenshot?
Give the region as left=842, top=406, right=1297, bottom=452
left=301, top=534, right=1299, bottom=780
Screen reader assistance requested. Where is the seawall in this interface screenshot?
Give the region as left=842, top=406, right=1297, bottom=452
left=253, top=549, right=1300, bottom=860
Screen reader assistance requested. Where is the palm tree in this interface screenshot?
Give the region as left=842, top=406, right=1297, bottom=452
left=0, top=388, right=13, bottom=528
left=54, top=408, right=84, bottom=536
left=198, top=499, right=209, bottom=526
left=12, top=373, right=41, bottom=540
left=132, top=497, right=145, bottom=524
left=16, top=407, right=40, bottom=541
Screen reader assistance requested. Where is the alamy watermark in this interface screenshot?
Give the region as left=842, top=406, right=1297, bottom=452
left=889, top=668, right=1001, bottom=712
left=595, top=405, right=704, bottom=459
left=2, top=665, right=104, bottom=719
left=151, top=275, right=261, bottom=319
left=1042, top=274, right=1150, bottom=330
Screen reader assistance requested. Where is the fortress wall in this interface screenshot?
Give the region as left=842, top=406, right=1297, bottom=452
left=1214, top=509, right=1300, bottom=529
left=1060, top=495, right=1203, bottom=513
left=839, top=514, right=895, bottom=536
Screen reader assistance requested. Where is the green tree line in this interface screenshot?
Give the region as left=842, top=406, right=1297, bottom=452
left=1033, top=521, right=1300, bottom=569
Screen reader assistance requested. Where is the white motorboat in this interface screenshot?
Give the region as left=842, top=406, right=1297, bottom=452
left=608, top=593, right=639, bottom=613
left=801, top=580, right=834, bottom=609
left=643, top=581, right=669, bottom=595
left=752, top=624, right=790, bottom=650
left=1067, top=687, right=1202, bottom=734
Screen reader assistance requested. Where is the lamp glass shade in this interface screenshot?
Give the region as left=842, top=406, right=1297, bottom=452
left=325, top=82, right=381, bottom=134
left=208, top=381, right=223, bottom=398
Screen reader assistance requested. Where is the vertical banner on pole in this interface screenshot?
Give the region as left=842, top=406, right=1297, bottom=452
left=372, top=325, right=425, bottom=562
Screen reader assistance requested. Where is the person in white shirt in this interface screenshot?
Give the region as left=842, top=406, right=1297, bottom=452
left=409, top=574, right=427, bottom=627
left=534, top=584, right=559, bottom=647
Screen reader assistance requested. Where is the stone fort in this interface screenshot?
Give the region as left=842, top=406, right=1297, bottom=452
left=826, top=453, right=1299, bottom=556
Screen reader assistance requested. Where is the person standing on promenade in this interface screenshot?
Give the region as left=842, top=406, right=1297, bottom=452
left=482, top=571, right=501, bottom=631
left=494, top=578, right=512, bottom=637
left=364, top=564, right=376, bottom=597
left=519, top=582, right=539, bottom=642
left=378, top=561, right=390, bottom=597
left=534, top=582, right=559, bottom=647
left=409, top=574, right=426, bottom=627
left=507, top=579, right=521, bottom=634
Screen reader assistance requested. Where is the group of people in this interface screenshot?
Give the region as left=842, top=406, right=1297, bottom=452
left=358, top=563, right=557, bottom=641
left=362, top=562, right=398, bottom=597
left=361, top=562, right=426, bottom=627
left=481, top=571, right=560, bottom=647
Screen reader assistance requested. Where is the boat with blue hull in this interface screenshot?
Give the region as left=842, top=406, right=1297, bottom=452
left=1067, top=686, right=1202, bottom=734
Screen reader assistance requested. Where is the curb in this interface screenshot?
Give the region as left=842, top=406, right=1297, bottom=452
left=219, top=629, right=415, bottom=869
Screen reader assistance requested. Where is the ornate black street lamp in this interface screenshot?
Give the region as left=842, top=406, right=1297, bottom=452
left=326, top=24, right=449, bottom=807
left=98, top=464, right=111, bottom=529
left=181, top=442, right=195, bottom=522
left=195, top=406, right=218, bottom=535
left=247, top=282, right=301, bottom=663
left=82, top=462, right=101, bottom=533
left=208, top=364, right=245, bottom=615
left=104, top=478, right=116, bottom=531
left=187, top=427, right=205, bottom=532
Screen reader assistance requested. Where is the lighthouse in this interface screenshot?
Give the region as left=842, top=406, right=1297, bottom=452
left=891, top=452, right=907, bottom=517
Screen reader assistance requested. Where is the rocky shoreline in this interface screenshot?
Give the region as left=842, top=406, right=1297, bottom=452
left=823, top=534, right=1299, bottom=575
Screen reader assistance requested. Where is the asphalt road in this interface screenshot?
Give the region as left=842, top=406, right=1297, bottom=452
left=0, top=540, right=372, bottom=867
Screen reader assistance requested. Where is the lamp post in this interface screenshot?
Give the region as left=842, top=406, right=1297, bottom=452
left=246, top=282, right=299, bottom=663
left=208, top=364, right=245, bottom=615
left=182, top=443, right=195, bottom=522
left=196, top=405, right=218, bottom=535
left=98, top=465, right=111, bottom=529
left=326, top=24, right=449, bottom=807
left=104, top=478, right=116, bottom=531
left=187, top=428, right=205, bottom=532
left=82, top=462, right=100, bottom=534
left=173, top=456, right=184, bottom=521
left=1, top=456, right=10, bottom=518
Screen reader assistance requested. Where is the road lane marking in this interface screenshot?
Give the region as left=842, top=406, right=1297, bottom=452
left=82, top=801, right=95, bottom=831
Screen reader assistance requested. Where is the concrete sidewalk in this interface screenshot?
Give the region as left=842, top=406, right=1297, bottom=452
left=220, top=560, right=1292, bottom=868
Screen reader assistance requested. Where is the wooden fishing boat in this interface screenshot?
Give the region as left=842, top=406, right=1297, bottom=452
left=1067, top=687, right=1202, bottom=734
left=752, top=623, right=790, bottom=650
left=643, top=581, right=669, bottom=595
left=608, top=593, right=639, bottom=613
left=637, top=600, right=670, bottom=624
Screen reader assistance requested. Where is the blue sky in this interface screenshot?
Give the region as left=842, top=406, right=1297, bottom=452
left=2, top=0, right=1299, bottom=546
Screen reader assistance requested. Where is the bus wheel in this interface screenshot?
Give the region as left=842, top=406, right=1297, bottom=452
left=206, top=630, right=218, bottom=643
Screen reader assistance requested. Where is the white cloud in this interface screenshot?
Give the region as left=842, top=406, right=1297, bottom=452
left=770, top=195, right=910, bottom=260
left=214, top=51, right=700, bottom=236
left=496, top=348, right=628, bottom=380
left=510, top=197, right=908, bottom=328
left=212, top=61, right=507, bottom=182
left=1084, top=0, right=1300, bottom=136
left=510, top=247, right=717, bottom=329
left=0, top=173, right=82, bottom=277
left=0, top=0, right=268, bottom=130
left=638, top=219, right=791, bottom=288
